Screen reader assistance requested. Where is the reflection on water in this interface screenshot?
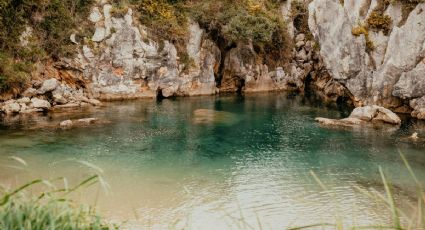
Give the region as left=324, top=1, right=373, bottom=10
left=1, top=92, right=425, bottom=229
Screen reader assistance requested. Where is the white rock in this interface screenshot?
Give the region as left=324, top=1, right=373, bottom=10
left=3, top=102, right=21, bottom=114
left=92, top=27, right=106, bottom=42
left=89, top=7, right=103, bottom=23
left=16, top=97, right=31, bottom=104
left=38, top=78, right=59, bottom=94
left=31, top=98, right=51, bottom=110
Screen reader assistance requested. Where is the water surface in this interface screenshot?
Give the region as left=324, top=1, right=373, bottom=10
left=1, top=92, right=425, bottom=229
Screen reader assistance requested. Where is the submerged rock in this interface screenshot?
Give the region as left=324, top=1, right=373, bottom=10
left=192, top=109, right=238, bottom=125
left=316, top=105, right=401, bottom=128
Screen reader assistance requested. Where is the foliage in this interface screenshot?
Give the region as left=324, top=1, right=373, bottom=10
left=0, top=158, right=115, bottom=229
left=366, top=11, right=392, bottom=35
left=0, top=0, right=94, bottom=92
left=0, top=52, right=31, bottom=94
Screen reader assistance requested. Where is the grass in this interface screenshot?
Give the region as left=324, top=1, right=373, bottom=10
left=0, top=157, right=116, bottom=230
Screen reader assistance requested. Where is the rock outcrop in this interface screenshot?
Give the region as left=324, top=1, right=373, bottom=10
left=316, top=105, right=401, bottom=128
left=308, top=0, right=425, bottom=118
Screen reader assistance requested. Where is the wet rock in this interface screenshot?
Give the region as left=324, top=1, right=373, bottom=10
left=31, top=98, right=51, bottom=110
left=60, top=120, right=73, bottom=128
left=54, top=103, right=80, bottom=109
left=77, top=118, right=98, bottom=123
left=87, top=99, right=102, bottom=106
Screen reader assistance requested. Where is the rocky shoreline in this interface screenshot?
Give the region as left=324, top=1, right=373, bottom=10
left=1, top=0, right=425, bottom=123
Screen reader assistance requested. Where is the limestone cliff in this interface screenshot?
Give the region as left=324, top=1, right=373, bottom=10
left=1, top=0, right=425, bottom=121
left=308, top=0, right=425, bottom=119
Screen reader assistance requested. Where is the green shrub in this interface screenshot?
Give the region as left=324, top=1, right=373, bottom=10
left=0, top=52, right=31, bottom=94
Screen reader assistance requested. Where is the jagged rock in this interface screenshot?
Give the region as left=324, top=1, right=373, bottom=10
left=31, top=98, right=51, bottom=110
left=308, top=0, right=425, bottom=111
left=410, top=96, right=425, bottom=119
left=37, top=78, right=59, bottom=94
left=393, top=61, right=425, bottom=99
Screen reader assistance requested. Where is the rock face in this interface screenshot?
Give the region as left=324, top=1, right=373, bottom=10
left=309, top=0, right=425, bottom=118
left=316, top=105, right=401, bottom=127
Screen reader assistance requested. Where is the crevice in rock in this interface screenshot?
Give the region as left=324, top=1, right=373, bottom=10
left=156, top=88, right=164, bottom=100
left=236, top=78, right=245, bottom=94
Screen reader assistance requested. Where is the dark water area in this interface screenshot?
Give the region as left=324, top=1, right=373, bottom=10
left=0, top=92, right=424, bottom=229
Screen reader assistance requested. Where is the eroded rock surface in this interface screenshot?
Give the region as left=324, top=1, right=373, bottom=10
left=309, top=0, right=425, bottom=118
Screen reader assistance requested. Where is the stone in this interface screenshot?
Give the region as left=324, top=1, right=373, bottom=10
left=296, top=41, right=305, bottom=49
left=31, top=98, right=51, bottom=110
left=295, top=33, right=305, bottom=42
left=17, top=97, right=31, bottom=104
left=316, top=105, right=401, bottom=127
left=87, top=99, right=102, bottom=106
left=77, top=118, right=98, bottom=125
left=53, top=94, right=68, bottom=105
left=70, top=33, right=78, bottom=44
left=89, top=7, right=103, bottom=23
left=308, top=0, right=425, bottom=109
left=393, top=62, right=425, bottom=99
left=54, top=103, right=80, bottom=109
left=37, top=78, right=59, bottom=94
left=92, top=27, right=107, bottom=42
left=60, top=120, right=73, bottom=128
left=22, top=88, right=37, bottom=97
left=2, top=102, right=21, bottom=114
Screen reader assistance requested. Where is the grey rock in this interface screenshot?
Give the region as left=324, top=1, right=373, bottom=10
left=393, top=61, right=425, bottom=99
left=38, top=78, right=59, bottom=94
left=31, top=98, right=51, bottom=110
left=17, top=97, right=31, bottom=104
left=89, top=7, right=103, bottom=23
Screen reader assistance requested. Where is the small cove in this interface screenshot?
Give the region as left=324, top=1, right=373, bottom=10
left=1, top=92, right=425, bottom=229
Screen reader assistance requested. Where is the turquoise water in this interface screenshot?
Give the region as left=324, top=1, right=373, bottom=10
left=1, top=92, right=425, bottom=229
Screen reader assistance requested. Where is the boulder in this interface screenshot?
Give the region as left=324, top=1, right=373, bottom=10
left=316, top=105, right=401, bottom=127
left=17, top=97, right=31, bottom=104
left=2, top=102, right=21, bottom=114
left=31, top=98, right=51, bottom=110
left=60, top=120, right=73, bottom=128
left=37, top=78, right=59, bottom=94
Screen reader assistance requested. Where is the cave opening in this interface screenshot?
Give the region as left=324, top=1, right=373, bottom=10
left=236, top=78, right=245, bottom=94
left=156, top=88, right=165, bottom=101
